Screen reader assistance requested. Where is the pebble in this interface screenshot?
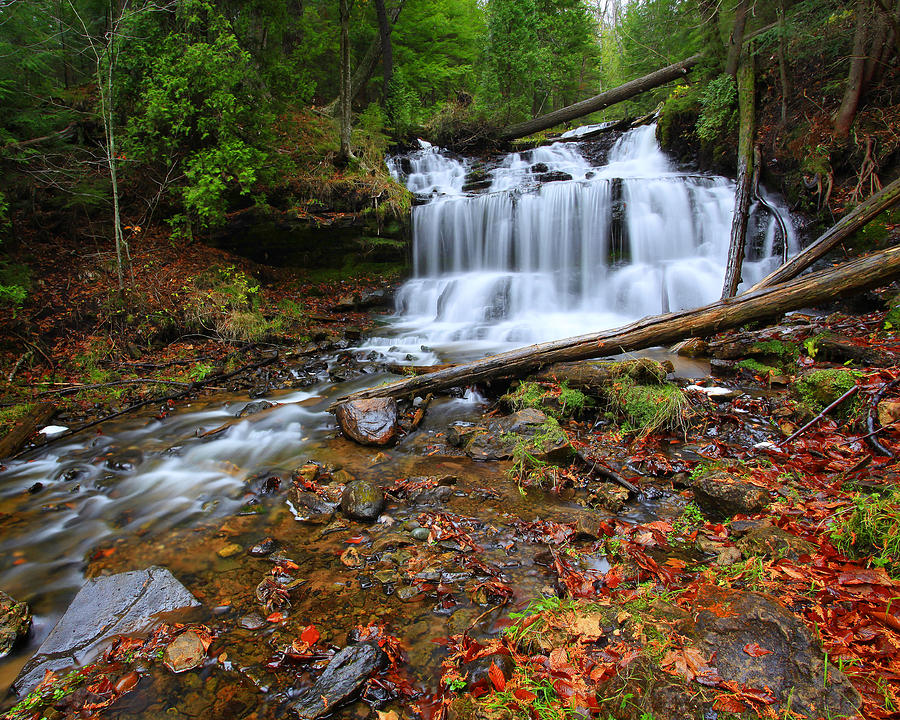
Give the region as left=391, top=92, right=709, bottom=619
left=217, top=543, right=243, bottom=558
left=239, top=613, right=267, bottom=630
left=411, top=527, right=430, bottom=541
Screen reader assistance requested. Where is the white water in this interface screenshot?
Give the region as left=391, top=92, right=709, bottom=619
left=372, top=125, right=795, bottom=363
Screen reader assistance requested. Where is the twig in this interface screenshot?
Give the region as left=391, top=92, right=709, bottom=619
left=36, top=378, right=195, bottom=396
left=7, top=351, right=31, bottom=382
left=574, top=449, right=640, bottom=496
left=116, top=356, right=215, bottom=369
left=778, top=385, right=859, bottom=446
left=408, top=393, right=433, bottom=431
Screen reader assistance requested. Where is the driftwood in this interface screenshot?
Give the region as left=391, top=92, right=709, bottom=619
left=748, top=175, right=900, bottom=292
left=0, top=403, right=56, bottom=459
left=498, top=54, right=702, bottom=141
left=330, top=246, right=900, bottom=409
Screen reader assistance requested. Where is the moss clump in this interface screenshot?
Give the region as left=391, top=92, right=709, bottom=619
left=503, top=380, right=592, bottom=420
left=738, top=358, right=781, bottom=378
left=749, top=339, right=799, bottom=361
left=557, top=382, right=590, bottom=416
left=607, top=376, right=688, bottom=435
left=503, top=381, right=546, bottom=413
left=795, top=368, right=858, bottom=412
left=885, top=294, right=900, bottom=330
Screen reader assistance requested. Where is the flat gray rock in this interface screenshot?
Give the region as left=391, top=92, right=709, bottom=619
left=291, top=643, right=383, bottom=718
left=14, top=566, right=198, bottom=695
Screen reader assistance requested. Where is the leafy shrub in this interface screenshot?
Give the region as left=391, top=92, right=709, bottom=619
left=695, top=74, right=736, bottom=142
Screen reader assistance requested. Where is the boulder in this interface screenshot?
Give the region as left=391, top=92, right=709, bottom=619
left=237, top=400, right=276, bottom=417
left=690, top=472, right=768, bottom=519
left=14, top=566, right=199, bottom=695
left=341, top=480, right=385, bottom=521
left=0, top=591, right=31, bottom=659
left=287, top=487, right=338, bottom=522
left=291, top=643, right=384, bottom=719
left=691, top=586, right=860, bottom=720
left=460, top=409, right=573, bottom=462
left=737, top=524, right=817, bottom=561
left=335, top=398, right=399, bottom=446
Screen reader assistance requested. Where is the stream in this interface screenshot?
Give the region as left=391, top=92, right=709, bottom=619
left=0, top=125, right=796, bottom=718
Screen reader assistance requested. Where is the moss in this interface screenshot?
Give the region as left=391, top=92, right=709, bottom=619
left=0, top=403, right=35, bottom=435
left=607, top=376, right=688, bottom=435
left=748, top=339, right=799, bottom=361
left=795, top=368, right=858, bottom=412
left=557, top=382, right=591, bottom=416
left=831, top=488, right=900, bottom=576
left=738, top=358, right=781, bottom=378
left=503, top=381, right=546, bottom=413
left=503, top=380, right=593, bottom=420
left=843, top=207, right=900, bottom=254
left=885, top=293, right=900, bottom=331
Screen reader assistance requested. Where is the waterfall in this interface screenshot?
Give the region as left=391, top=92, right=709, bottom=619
left=373, top=125, right=796, bottom=363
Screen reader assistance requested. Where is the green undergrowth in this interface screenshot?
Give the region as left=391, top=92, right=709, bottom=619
left=738, top=358, right=782, bottom=379
left=505, top=417, right=572, bottom=491
left=503, top=380, right=592, bottom=420
left=831, top=488, right=900, bottom=576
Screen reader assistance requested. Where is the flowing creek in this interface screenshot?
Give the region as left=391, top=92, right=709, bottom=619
left=0, top=126, right=795, bottom=718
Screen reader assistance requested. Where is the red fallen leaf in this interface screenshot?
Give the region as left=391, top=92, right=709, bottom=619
left=838, top=567, right=897, bottom=587
left=488, top=661, right=506, bottom=692
left=605, top=565, right=623, bottom=589
left=513, top=688, right=537, bottom=702
left=713, top=695, right=747, bottom=713
left=266, top=612, right=285, bottom=623
left=743, top=643, right=773, bottom=657
left=346, top=536, right=365, bottom=544
left=869, top=611, right=900, bottom=632
left=300, top=625, right=320, bottom=645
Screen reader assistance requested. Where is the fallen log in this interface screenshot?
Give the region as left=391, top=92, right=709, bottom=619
left=330, top=245, right=900, bottom=409
left=0, top=403, right=56, bottom=459
left=498, top=54, right=702, bottom=141
left=747, top=175, right=900, bottom=292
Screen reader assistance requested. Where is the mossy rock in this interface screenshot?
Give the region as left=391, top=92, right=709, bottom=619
left=794, top=368, right=857, bottom=413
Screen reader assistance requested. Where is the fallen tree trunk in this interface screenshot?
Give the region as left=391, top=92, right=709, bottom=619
left=0, top=403, right=55, bottom=458
left=498, top=54, right=702, bottom=141
left=747, top=175, right=900, bottom=292
left=330, top=246, right=900, bottom=408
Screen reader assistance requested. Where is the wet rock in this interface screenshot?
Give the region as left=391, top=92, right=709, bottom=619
left=407, top=485, right=454, bottom=505
left=411, top=527, right=430, bottom=541
left=245, top=470, right=282, bottom=495
left=690, top=471, right=769, bottom=519
left=462, top=409, right=573, bottom=462
left=878, top=399, right=900, bottom=427
left=249, top=537, right=277, bottom=557
left=447, top=423, right=478, bottom=447
left=105, top=448, right=143, bottom=471
left=396, top=586, right=423, bottom=602
left=287, top=486, right=338, bottom=522
left=290, top=643, right=384, bottom=719
left=587, top=481, right=629, bottom=513
left=737, top=524, right=817, bottom=561
left=574, top=514, right=605, bottom=540
left=331, top=468, right=356, bottom=485
left=0, top=591, right=31, bottom=659
left=535, top=170, right=573, bottom=183
left=462, top=654, right=515, bottom=690
left=237, top=400, right=276, bottom=417
left=239, top=613, right=266, bottom=630
left=531, top=162, right=549, bottom=173
left=691, top=586, right=860, bottom=719
left=341, top=480, right=385, bottom=521
left=335, top=398, right=399, bottom=446
left=14, top=566, right=199, bottom=695
left=715, top=546, right=743, bottom=565
left=163, top=630, right=206, bottom=673
left=292, top=463, right=321, bottom=485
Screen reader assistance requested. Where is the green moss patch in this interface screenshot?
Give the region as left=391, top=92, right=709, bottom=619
left=795, top=368, right=858, bottom=413
left=607, top=376, right=689, bottom=435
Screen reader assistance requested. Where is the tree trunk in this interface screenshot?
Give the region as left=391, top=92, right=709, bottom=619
left=497, top=54, right=702, bottom=141
left=338, top=0, right=354, bottom=163
left=834, top=0, right=873, bottom=140
left=0, top=404, right=56, bottom=459
left=330, top=246, right=900, bottom=408
left=722, top=51, right=755, bottom=299
left=776, top=0, right=791, bottom=124
left=747, top=175, right=900, bottom=292
left=374, top=0, right=393, bottom=100
left=325, top=1, right=403, bottom=115
left=724, top=0, right=750, bottom=78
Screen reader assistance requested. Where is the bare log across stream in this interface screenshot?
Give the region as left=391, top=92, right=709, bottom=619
left=330, top=245, right=900, bottom=409
left=498, top=54, right=702, bottom=141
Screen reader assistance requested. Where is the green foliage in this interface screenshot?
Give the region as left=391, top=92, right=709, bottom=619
left=696, top=74, right=736, bottom=143
left=831, top=489, right=900, bottom=576
left=120, top=1, right=275, bottom=230
left=504, top=380, right=592, bottom=420
left=885, top=294, right=900, bottom=331
left=738, top=358, right=781, bottom=378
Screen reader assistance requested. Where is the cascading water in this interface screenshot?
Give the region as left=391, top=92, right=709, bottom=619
left=370, top=124, right=795, bottom=363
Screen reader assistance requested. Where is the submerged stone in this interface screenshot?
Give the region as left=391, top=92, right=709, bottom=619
left=341, top=480, right=385, bottom=521
left=290, top=643, right=384, bottom=719
left=0, top=590, right=31, bottom=659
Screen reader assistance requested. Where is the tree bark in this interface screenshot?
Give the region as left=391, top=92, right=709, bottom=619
left=724, top=0, right=750, bottom=78
left=747, top=174, right=900, bottom=292
left=330, top=245, right=900, bottom=408
left=0, top=404, right=56, bottom=459
left=338, top=0, right=354, bottom=163
left=722, top=51, right=755, bottom=299
left=834, top=0, right=873, bottom=140
left=497, top=54, right=702, bottom=141
left=374, top=0, right=393, bottom=100
left=325, top=1, right=403, bottom=115
left=776, top=0, right=791, bottom=125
